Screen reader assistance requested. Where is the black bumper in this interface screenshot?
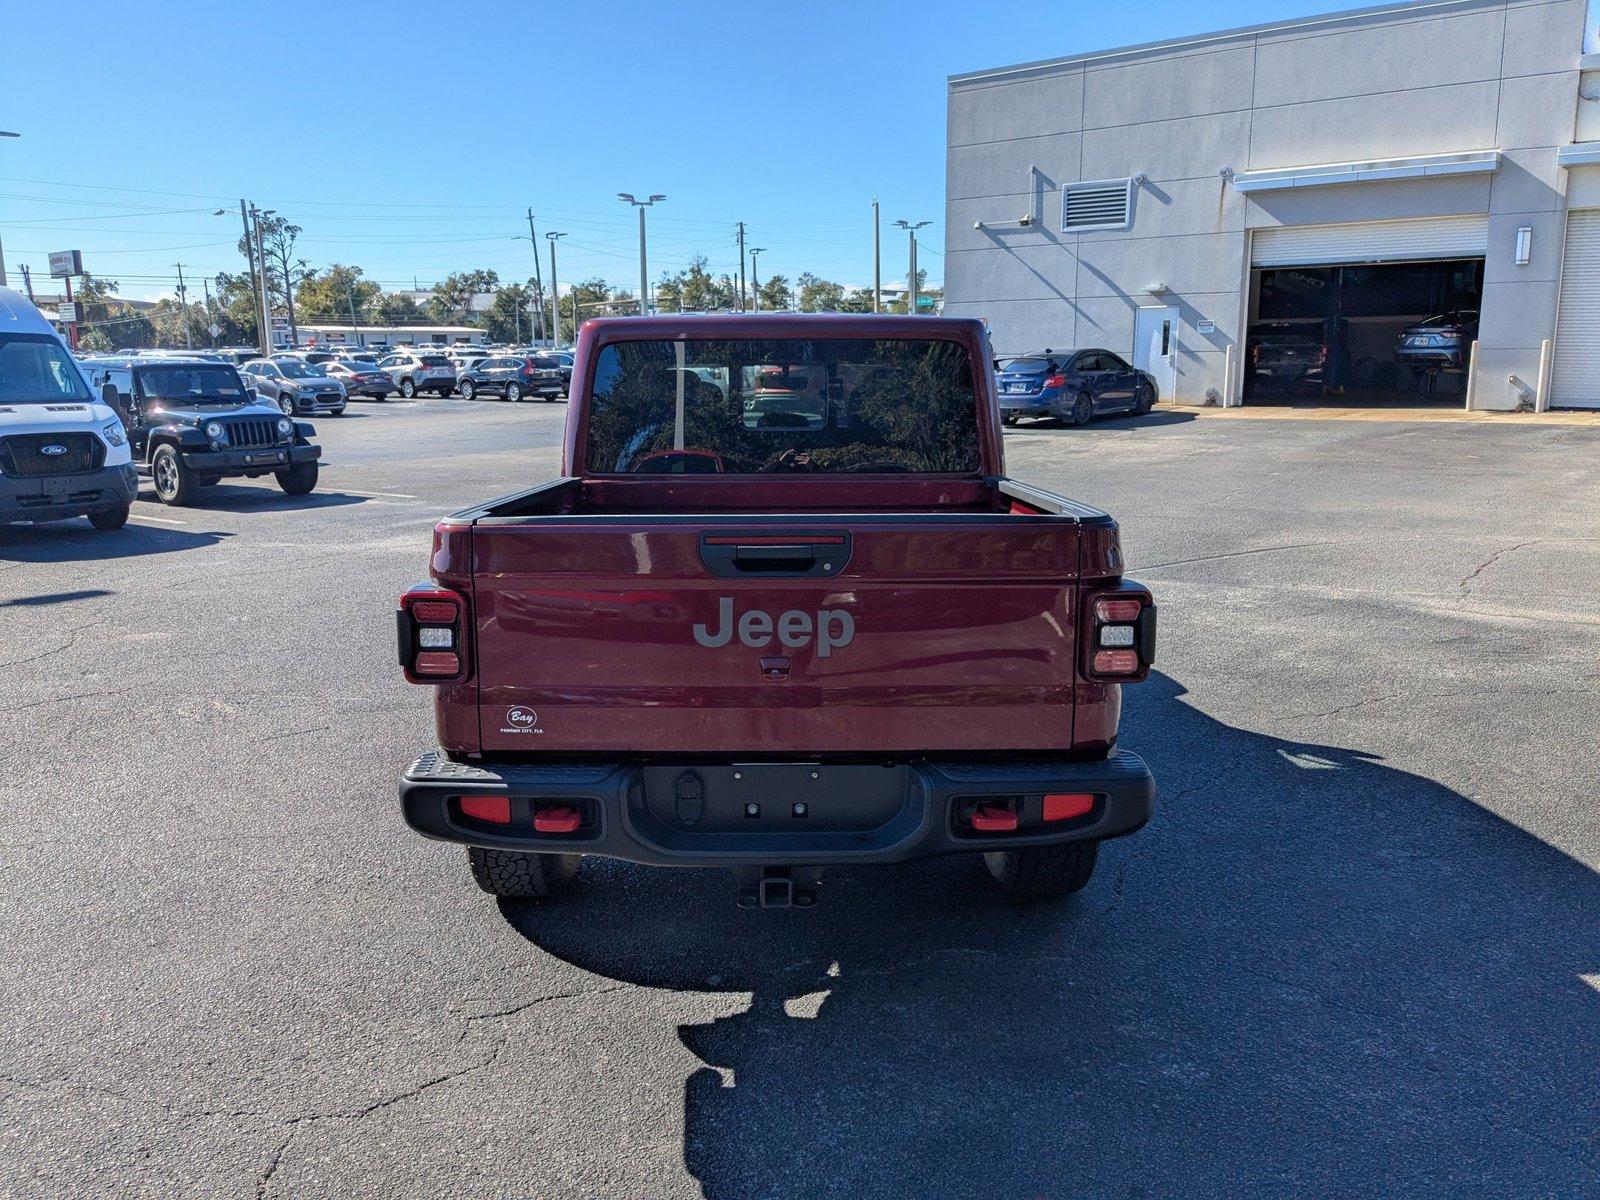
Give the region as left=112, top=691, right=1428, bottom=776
left=400, top=751, right=1155, bottom=867
left=180, top=444, right=320, bottom=474
left=0, top=463, right=136, bottom=523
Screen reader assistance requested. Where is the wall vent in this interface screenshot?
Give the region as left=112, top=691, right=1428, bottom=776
left=1061, top=178, right=1135, bottom=231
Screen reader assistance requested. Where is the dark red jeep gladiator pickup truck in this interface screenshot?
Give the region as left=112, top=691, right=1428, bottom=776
left=398, top=314, right=1156, bottom=907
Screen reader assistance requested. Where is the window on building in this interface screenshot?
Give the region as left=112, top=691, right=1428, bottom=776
left=1061, top=178, right=1136, bottom=232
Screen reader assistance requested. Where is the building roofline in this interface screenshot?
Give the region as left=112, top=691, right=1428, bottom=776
left=949, top=0, right=1502, bottom=86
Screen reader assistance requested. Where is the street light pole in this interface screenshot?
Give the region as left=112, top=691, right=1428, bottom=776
left=0, top=130, right=20, bottom=288
left=894, top=220, right=930, bottom=314
left=618, top=193, right=665, bottom=315
left=174, top=262, right=192, bottom=349
left=524, top=209, right=546, bottom=344
left=872, top=198, right=881, bottom=314
left=546, top=231, right=567, bottom=347
left=251, top=206, right=277, bottom=352
left=749, top=247, right=765, bottom=312
left=736, top=221, right=747, bottom=311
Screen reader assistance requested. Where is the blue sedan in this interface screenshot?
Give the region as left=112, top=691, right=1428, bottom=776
left=996, top=348, right=1158, bottom=426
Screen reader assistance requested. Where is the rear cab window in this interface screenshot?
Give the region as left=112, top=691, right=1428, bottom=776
left=584, top=337, right=981, bottom=475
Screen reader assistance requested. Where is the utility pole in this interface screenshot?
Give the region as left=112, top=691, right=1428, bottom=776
left=736, top=221, right=747, bottom=311
left=346, top=282, right=362, bottom=347
left=749, top=247, right=765, bottom=312
left=872, top=199, right=882, bottom=313
left=201, top=276, right=216, bottom=346
left=0, top=129, right=15, bottom=288
left=894, top=219, right=930, bottom=315
left=20, top=263, right=33, bottom=302
left=546, top=232, right=566, bottom=347
left=618, top=193, right=665, bottom=316
left=525, top=208, right=546, bottom=343
left=174, top=263, right=192, bottom=349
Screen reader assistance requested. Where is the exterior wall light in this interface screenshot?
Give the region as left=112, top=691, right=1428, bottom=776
left=1515, top=226, right=1533, bottom=266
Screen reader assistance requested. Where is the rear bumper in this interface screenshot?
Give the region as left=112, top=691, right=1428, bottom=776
left=998, top=391, right=1062, bottom=416
left=400, top=750, right=1155, bottom=867
left=1395, top=346, right=1464, bottom=369
left=0, top=463, right=137, bottom=523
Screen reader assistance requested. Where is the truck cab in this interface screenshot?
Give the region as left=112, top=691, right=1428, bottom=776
left=81, top=357, right=321, bottom=505
left=398, top=315, right=1157, bottom=908
left=0, top=287, right=137, bottom=531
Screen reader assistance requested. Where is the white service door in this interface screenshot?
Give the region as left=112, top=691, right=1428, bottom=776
left=1133, top=306, right=1177, bottom=402
left=1552, top=210, right=1600, bottom=409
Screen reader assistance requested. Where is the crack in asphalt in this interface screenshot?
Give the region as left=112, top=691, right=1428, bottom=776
left=1459, top=539, right=1540, bottom=598
left=461, top=982, right=632, bottom=1022
left=1130, top=540, right=1343, bottom=574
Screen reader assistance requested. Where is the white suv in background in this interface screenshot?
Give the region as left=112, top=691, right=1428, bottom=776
left=377, top=351, right=457, bottom=398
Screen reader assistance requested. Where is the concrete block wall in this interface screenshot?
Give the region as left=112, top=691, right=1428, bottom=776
left=945, top=0, right=1587, bottom=409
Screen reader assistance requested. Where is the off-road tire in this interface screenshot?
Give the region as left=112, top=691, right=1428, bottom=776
left=400, top=377, right=416, bottom=398
left=150, top=443, right=197, bottom=506
left=88, top=505, right=130, bottom=531
left=275, top=461, right=318, bottom=496
left=983, top=840, right=1100, bottom=902
left=468, top=847, right=580, bottom=900
left=460, top=379, right=476, bottom=400
left=505, top=381, right=524, bottom=402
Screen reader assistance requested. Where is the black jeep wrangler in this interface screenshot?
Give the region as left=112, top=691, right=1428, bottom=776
left=81, top=358, right=322, bottom=505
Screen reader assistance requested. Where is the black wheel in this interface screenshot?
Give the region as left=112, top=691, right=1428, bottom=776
left=983, top=840, right=1100, bottom=902
left=1002, top=413, right=1020, bottom=427
left=400, top=377, right=416, bottom=398
left=275, top=461, right=318, bottom=496
left=505, top=381, right=524, bottom=402
left=1070, top=392, right=1093, bottom=427
left=278, top=395, right=294, bottom=416
left=468, top=847, right=580, bottom=900
left=150, top=443, right=196, bottom=506
left=460, top=379, right=476, bottom=400
left=1134, top=381, right=1155, bottom=415
left=88, top=505, right=130, bottom=531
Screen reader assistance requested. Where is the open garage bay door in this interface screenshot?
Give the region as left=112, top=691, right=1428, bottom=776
left=1551, top=210, right=1600, bottom=410
left=1252, top=215, right=1490, bottom=268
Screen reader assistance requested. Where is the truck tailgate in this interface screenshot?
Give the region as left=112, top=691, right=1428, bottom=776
left=471, top=515, right=1081, bottom=754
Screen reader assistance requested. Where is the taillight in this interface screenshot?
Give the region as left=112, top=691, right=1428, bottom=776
left=1317, top=345, right=1329, bottom=364
left=1044, top=373, right=1067, bottom=389
left=1251, top=344, right=1261, bottom=364
left=398, top=584, right=470, bottom=683
left=1083, top=585, right=1155, bottom=682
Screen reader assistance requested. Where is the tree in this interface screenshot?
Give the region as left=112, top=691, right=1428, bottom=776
left=210, top=272, right=261, bottom=347
left=886, top=269, right=934, bottom=314
left=757, top=274, right=793, bottom=312
left=482, top=279, right=537, bottom=343
left=837, top=288, right=875, bottom=314
left=373, top=291, right=427, bottom=325
left=656, top=256, right=737, bottom=313
left=149, top=297, right=209, bottom=349
left=75, top=275, right=155, bottom=351
left=295, top=264, right=380, bottom=326
left=797, top=273, right=846, bottom=312
left=239, top=213, right=309, bottom=344
left=428, top=269, right=498, bottom=325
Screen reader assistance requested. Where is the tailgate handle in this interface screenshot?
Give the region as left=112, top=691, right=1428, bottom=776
left=699, top=532, right=851, bottom=578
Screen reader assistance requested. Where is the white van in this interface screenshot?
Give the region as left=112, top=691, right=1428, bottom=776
left=0, top=287, right=136, bottom=530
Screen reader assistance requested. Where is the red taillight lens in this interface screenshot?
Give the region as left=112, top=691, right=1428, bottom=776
left=1092, top=649, right=1139, bottom=674
left=459, top=795, right=511, bottom=824
left=1043, top=792, right=1095, bottom=822
left=1317, top=345, right=1329, bottom=364
left=532, top=804, right=582, bottom=833
left=415, top=651, right=460, bottom=675
left=1095, top=598, right=1143, bottom=623
left=1044, top=374, right=1067, bottom=389
left=412, top=600, right=458, bottom=624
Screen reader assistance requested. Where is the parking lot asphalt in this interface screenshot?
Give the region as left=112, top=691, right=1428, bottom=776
left=2, top=397, right=1597, bottom=1198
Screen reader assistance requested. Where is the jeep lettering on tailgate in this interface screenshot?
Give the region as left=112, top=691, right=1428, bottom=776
left=692, top=596, right=854, bottom=657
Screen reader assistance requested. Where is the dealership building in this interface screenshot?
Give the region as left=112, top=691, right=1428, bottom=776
left=944, top=0, right=1600, bottom=410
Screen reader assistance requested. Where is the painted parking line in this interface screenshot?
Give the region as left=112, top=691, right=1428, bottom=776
left=335, top=489, right=418, bottom=500
left=129, top=512, right=187, bottom=525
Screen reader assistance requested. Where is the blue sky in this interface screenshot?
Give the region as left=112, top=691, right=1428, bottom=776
left=3, top=0, right=1364, bottom=302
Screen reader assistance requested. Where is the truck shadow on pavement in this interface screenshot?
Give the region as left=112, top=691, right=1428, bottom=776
left=501, top=671, right=1600, bottom=1198
left=0, top=522, right=231, bottom=562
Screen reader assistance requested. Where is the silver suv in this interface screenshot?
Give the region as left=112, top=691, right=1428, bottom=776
left=377, top=351, right=457, bottom=398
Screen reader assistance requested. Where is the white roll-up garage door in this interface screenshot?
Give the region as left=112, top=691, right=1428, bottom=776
left=1551, top=210, right=1600, bottom=410
left=1251, top=215, right=1490, bottom=267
